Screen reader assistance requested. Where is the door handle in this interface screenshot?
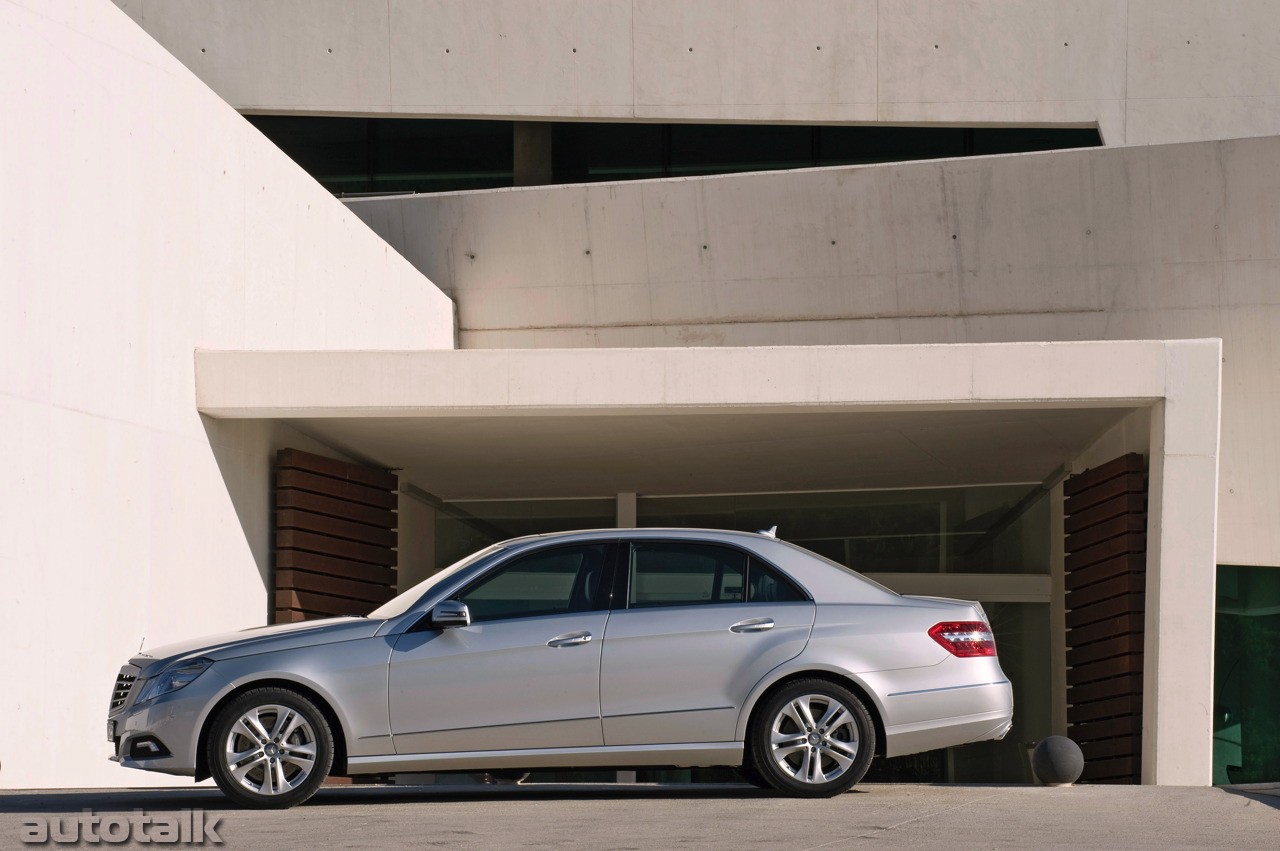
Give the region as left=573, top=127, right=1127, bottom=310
left=730, top=618, right=775, bottom=633
left=547, top=631, right=593, bottom=648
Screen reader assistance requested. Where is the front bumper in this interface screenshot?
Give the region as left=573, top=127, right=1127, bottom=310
left=108, top=667, right=226, bottom=778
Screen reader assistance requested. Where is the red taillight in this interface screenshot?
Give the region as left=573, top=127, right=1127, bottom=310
left=928, top=621, right=996, bottom=657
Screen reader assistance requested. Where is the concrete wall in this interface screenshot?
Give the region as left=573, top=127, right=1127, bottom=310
left=347, top=135, right=1277, bottom=571
left=118, top=0, right=1280, bottom=146
left=0, top=0, right=453, bottom=788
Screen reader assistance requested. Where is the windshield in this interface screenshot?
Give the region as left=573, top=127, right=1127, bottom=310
left=367, top=544, right=507, bottom=620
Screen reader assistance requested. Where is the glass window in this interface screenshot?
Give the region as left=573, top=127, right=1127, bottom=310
left=629, top=542, right=747, bottom=608
left=1214, top=564, right=1280, bottom=785
left=458, top=544, right=611, bottom=622
left=747, top=557, right=808, bottom=603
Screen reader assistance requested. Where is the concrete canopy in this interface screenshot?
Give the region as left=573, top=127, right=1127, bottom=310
left=197, top=339, right=1221, bottom=786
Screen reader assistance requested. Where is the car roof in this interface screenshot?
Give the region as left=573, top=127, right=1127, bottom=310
left=498, top=527, right=776, bottom=547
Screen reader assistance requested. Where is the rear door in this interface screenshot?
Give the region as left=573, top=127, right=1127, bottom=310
left=599, top=540, right=816, bottom=746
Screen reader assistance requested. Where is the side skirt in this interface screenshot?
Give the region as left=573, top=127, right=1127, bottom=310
left=347, top=742, right=744, bottom=774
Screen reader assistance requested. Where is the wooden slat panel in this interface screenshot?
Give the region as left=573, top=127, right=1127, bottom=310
left=1080, top=756, right=1139, bottom=781
left=1065, top=534, right=1144, bottom=571
left=1065, top=513, right=1148, bottom=554
left=1068, top=693, right=1142, bottom=724
left=276, top=569, right=396, bottom=605
left=1066, top=633, right=1143, bottom=667
left=1068, top=715, right=1139, bottom=742
left=1066, top=571, right=1145, bottom=609
left=1066, top=593, right=1144, bottom=629
left=276, top=508, right=397, bottom=548
left=1067, top=673, right=1142, bottom=706
left=274, top=590, right=374, bottom=618
left=1063, top=473, right=1146, bottom=516
left=276, top=488, right=396, bottom=528
left=1064, top=492, right=1146, bottom=536
left=276, top=550, right=398, bottom=586
left=277, top=448, right=397, bottom=491
left=1069, top=654, right=1143, bottom=686
left=276, top=468, right=397, bottom=510
left=1063, top=454, right=1144, bottom=498
left=1066, top=613, right=1143, bottom=647
left=276, top=529, right=396, bottom=566
left=1078, top=736, right=1140, bottom=761
left=1065, top=554, right=1145, bottom=592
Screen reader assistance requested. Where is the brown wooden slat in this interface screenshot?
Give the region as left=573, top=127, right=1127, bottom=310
left=1069, top=654, right=1143, bottom=686
left=1068, top=693, right=1142, bottom=724
left=1064, top=492, right=1146, bottom=536
left=277, top=448, right=397, bottom=491
left=276, top=468, right=397, bottom=510
left=276, top=529, right=396, bottom=566
left=274, top=609, right=311, bottom=623
left=1065, top=513, right=1148, bottom=554
left=276, top=569, right=396, bottom=605
left=276, top=550, right=398, bottom=586
left=276, top=508, right=397, bottom=548
left=1066, top=534, right=1145, bottom=571
left=1080, top=756, right=1138, bottom=781
left=1066, top=633, right=1143, bottom=667
left=1066, top=614, right=1144, bottom=648
left=275, top=590, right=373, bottom=617
left=1064, top=473, right=1146, bottom=515
left=1068, top=715, right=1139, bottom=742
left=277, top=488, right=396, bottom=529
left=1066, top=572, right=1145, bottom=610
left=1066, top=594, right=1145, bottom=630
left=1063, top=454, right=1144, bottom=498
left=1079, top=736, right=1140, bottom=761
left=1067, top=673, right=1143, bottom=706
left=1065, top=554, right=1145, bottom=592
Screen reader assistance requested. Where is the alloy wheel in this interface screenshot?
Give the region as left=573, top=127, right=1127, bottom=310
left=223, top=704, right=318, bottom=796
left=768, top=693, right=860, bottom=784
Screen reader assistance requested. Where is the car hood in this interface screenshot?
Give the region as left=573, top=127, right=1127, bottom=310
left=130, top=616, right=381, bottom=676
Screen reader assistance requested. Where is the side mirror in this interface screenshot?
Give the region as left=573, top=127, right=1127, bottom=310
left=431, top=600, right=471, bottom=629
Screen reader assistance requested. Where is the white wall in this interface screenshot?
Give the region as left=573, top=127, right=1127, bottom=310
left=117, top=0, right=1280, bottom=146
left=0, top=0, right=453, bottom=788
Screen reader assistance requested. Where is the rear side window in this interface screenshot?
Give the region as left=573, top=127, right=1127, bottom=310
left=627, top=542, right=807, bottom=608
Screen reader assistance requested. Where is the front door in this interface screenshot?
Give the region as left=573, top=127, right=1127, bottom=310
left=389, top=542, right=615, bottom=754
left=600, top=540, right=816, bottom=746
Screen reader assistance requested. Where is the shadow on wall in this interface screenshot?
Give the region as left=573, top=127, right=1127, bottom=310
left=200, top=415, right=276, bottom=613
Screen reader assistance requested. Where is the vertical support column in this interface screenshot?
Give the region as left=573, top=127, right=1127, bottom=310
left=513, top=122, right=553, bottom=186
left=1142, top=340, right=1222, bottom=784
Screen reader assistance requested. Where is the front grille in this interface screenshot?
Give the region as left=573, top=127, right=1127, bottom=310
left=110, top=671, right=137, bottom=712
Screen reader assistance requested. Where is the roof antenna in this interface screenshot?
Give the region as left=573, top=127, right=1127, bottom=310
left=757, top=525, right=778, bottom=538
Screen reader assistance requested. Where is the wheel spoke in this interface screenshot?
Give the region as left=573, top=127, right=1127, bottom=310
left=790, top=697, right=817, bottom=730
left=243, top=711, right=272, bottom=744
left=269, top=708, right=297, bottom=742
left=284, top=741, right=317, bottom=759
left=826, top=736, right=859, bottom=758
left=231, top=754, right=267, bottom=785
left=818, top=703, right=850, bottom=733
left=272, top=758, right=289, bottom=792
left=820, top=743, right=854, bottom=772
left=282, top=751, right=314, bottom=771
left=806, top=749, right=823, bottom=783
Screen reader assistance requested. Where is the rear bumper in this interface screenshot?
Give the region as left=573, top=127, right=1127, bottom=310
left=881, top=679, right=1015, bottom=758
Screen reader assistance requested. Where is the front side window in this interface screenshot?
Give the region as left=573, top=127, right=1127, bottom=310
left=457, top=543, right=611, bottom=623
left=628, top=542, right=808, bottom=609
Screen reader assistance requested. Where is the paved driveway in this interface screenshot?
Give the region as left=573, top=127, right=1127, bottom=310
left=1, top=783, right=1277, bottom=850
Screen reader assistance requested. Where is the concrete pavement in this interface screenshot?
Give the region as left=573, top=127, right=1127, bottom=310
left=1, top=783, right=1276, bottom=850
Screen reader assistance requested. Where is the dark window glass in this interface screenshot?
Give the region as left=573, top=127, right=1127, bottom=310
left=629, top=543, right=747, bottom=608
left=818, top=126, right=967, bottom=166
left=458, top=544, right=610, bottom=622
left=1213, top=564, right=1280, bottom=785
left=667, top=124, right=812, bottom=176
left=747, top=557, right=807, bottom=603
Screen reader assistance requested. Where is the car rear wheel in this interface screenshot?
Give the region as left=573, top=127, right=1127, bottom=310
left=206, top=687, right=334, bottom=809
left=748, top=679, right=875, bottom=797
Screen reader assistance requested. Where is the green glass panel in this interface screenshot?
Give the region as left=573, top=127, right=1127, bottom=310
left=1214, top=564, right=1280, bottom=784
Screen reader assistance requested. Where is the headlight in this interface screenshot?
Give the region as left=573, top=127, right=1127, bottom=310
left=135, top=658, right=213, bottom=704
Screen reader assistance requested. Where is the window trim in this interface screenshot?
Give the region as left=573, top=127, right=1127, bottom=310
left=618, top=539, right=812, bottom=611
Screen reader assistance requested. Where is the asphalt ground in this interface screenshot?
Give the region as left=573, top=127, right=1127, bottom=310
left=1, top=782, right=1277, bottom=850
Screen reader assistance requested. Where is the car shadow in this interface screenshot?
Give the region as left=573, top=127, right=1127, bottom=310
left=1220, top=785, right=1280, bottom=812
left=0, top=782, right=866, bottom=814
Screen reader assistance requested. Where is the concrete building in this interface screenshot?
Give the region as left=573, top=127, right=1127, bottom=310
left=2, top=0, right=1276, bottom=790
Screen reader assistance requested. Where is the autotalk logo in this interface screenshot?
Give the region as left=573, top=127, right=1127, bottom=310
left=20, top=809, right=224, bottom=845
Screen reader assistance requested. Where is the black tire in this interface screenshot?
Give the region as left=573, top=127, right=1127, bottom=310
left=206, top=687, right=334, bottom=809
left=747, top=678, right=875, bottom=798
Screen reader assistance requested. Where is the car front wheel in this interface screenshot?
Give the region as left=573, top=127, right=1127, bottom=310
left=748, top=679, right=875, bottom=797
left=206, top=687, right=334, bottom=809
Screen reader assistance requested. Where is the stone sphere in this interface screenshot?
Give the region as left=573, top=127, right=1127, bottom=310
left=1031, top=736, right=1085, bottom=785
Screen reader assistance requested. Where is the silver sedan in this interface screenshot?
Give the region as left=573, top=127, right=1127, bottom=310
left=107, top=529, right=1013, bottom=807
